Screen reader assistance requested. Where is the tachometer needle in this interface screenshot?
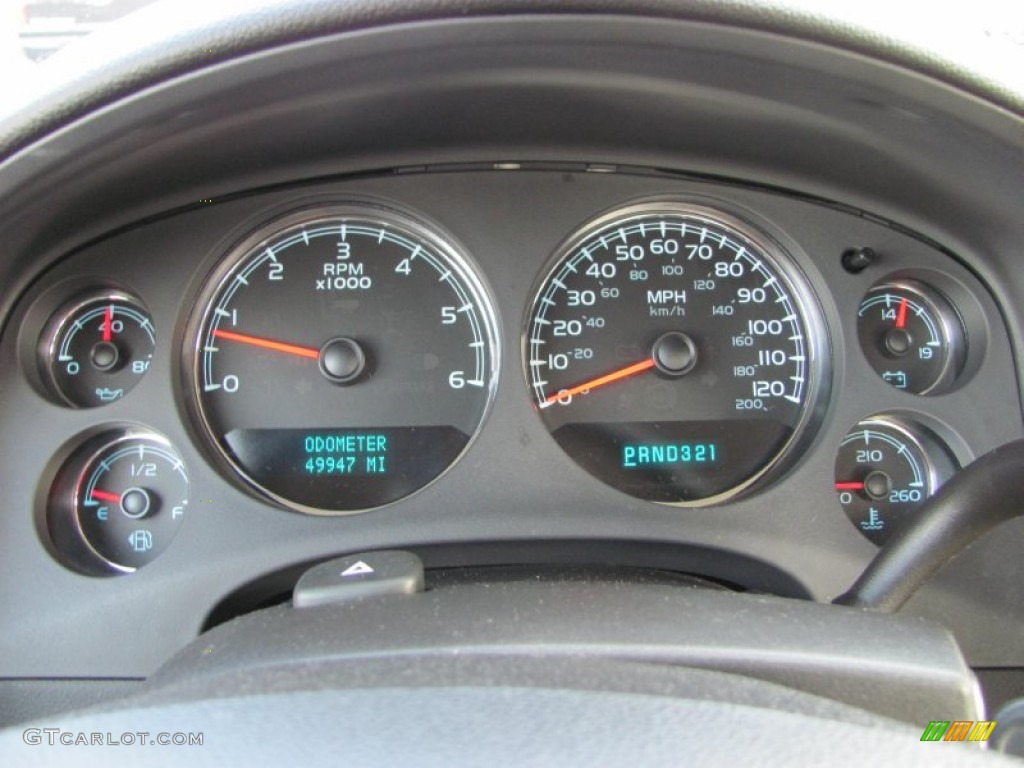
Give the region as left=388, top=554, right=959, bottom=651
left=544, top=358, right=656, bottom=405
left=895, top=298, right=908, bottom=329
left=90, top=489, right=121, bottom=503
left=212, top=329, right=319, bottom=359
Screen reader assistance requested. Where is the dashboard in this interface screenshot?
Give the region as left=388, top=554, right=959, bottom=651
left=2, top=0, right=1024, bottom=755
left=5, top=155, right=1024, bottom=672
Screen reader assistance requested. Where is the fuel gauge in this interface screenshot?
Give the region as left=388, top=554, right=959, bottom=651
left=857, top=280, right=965, bottom=395
left=47, top=429, right=189, bottom=575
left=834, top=415, right=957, bottom=545
left=39, top=291, right=155, bottom=408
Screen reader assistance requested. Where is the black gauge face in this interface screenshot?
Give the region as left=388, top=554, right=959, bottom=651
left=524, top=202, right=826, bottom=505
left=48, top=430, right=189, bottom=574
left=188, top=204, right=499, bottom=514
left=40, top=292, right=155, bottom=407
left=857, top=280, right=965, bottom=395
left=834, top=416, right=956, bottom=545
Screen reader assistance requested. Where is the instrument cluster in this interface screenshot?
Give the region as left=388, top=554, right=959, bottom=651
left=2, top=168, right=1015, bottom=576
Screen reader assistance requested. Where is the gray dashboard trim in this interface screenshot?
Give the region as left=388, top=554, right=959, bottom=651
left=145, top=582, right=985, bottom=726
left=1, top=0, right=1022, bottom=160
left=0, top=1, right=1023, bottom=694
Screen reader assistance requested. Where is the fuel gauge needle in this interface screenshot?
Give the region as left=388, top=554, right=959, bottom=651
left=212, top=329, right=319, bottom=359
left=90, top=489, right=121, bottom=503
left=543, top=358, right=656, bottom=406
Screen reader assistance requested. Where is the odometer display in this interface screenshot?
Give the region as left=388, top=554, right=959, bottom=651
left=525, top=202, right=825, bottom=505
left=188, top=204, right=498, bottom=514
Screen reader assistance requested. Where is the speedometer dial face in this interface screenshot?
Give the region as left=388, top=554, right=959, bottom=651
left=524, top=202, right=826, bottom=505
left=188, top=204, right=498, bottom=514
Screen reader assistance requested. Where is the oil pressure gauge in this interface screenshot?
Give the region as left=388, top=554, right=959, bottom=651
left=39, top=291, right=155, bottom=407
left=857, top=280, right=966, bottom=395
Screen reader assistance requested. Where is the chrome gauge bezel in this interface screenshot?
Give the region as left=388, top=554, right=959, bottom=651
left=183, top=202, right=501, bottom=516
left=38, top=290, right=155, bottom=408
left=835, top=413, right=960, bottom=546
left=521, top=200, right=831, bottom=507
left=845, top=416, right=943, bottom=499
left=856, top=279, right=967, bottom=396
left=47, top=428, right=188, bottom=575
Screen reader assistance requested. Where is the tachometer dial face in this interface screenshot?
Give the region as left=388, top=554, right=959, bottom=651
left=524, top=202, right=827, bottom=505
left=187, top=204, right=499, bottom=514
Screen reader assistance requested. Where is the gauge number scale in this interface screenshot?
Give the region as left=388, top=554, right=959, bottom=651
left=40, top=292, right=155, bottom=407
left=834, top=416, right=956, bottom=545
left=48, top=430, right=189, bottom=574
left=856, top=280, right=965, bottom=395
left=525, top=203, right=825, bottom=504
left=189, top=205, right=499, bottom=514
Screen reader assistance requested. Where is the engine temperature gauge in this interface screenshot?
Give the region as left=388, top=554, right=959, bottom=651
left=47, top=429, right=189, bottom=575
left=834, top=415, right=957, bottom=545
left=39, top=291, right=155, bottom=408
left=857, top=280, right=965, bottom=395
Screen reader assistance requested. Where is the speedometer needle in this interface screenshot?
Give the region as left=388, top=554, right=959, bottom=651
left=544, top=358, right=656, bottom=405
left=212, top=329, right=320, bottom=359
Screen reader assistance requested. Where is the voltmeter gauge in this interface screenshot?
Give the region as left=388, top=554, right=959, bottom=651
left=857, top=280, right=965, bottom=395
left=39, top=291, right=155, bottom=407
left=47, top=429, right=189, bottom=575
left=834, top=416, right=957, bottom=546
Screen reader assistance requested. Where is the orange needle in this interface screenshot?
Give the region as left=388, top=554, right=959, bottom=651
left=895, top=298, right=908, bottom=329
left=544, top=358, right=656, bottom=405
left=213, top=329, right=319, bottom=359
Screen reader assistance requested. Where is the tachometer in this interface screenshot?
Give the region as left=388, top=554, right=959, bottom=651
left=524, top=202, right=827, bottom=505
left=187, top=204, right=499, bottom=514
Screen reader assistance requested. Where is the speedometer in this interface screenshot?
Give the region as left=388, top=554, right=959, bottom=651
left=186, top=203, right=499, bottom=515
left=524, top=202, right=827, bottom=505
